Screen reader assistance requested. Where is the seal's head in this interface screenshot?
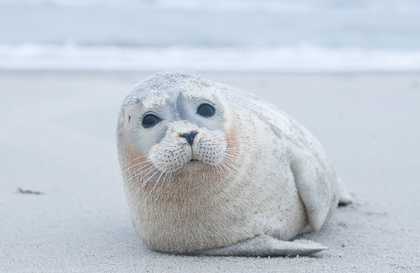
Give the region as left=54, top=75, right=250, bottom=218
left=117, top=71, right=239, bottom=198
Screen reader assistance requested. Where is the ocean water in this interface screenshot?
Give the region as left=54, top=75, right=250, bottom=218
left=1, top=0, right=420, bottom=72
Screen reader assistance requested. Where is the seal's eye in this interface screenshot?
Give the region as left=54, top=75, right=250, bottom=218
left=142, top=114, right=160, bottom=128
left=197, top=103, right=216, bottom=118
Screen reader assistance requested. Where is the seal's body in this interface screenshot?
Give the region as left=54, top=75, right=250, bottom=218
left=117, top=71, right=351, bottom=256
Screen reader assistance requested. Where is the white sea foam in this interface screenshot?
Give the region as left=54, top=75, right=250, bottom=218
left=2, top=43, right=420, bottom=72
left=1, top=0, right=419, bottom=72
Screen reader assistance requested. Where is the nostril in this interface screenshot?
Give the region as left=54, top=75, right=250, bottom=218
left=179, top=131, right=198, bottom=146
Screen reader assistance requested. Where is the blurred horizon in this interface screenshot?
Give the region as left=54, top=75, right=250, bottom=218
left=1, top=0, right=420, bottom=72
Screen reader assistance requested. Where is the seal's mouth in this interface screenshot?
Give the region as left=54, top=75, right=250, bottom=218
left=188, top=159, right=199, bottom=163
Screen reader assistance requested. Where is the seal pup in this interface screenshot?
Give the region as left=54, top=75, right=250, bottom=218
left=116, top=71, right=352, bottom=256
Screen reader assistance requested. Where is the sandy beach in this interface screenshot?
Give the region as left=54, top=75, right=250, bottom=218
left=1, top=71, right=419, bottom=272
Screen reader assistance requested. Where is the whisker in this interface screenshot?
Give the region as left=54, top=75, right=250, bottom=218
left=120, top=154, right=149, bottom=168
left=126, top=164, right=155, bottom=183
left=120, top=160, right=153, bottom=177
left=146, top=168, right=166, bottom=201
left=223, top=153, right=240, bottom=160
left=214, top=164, right=230, bottom=180
left=155, top=171, right=171, bottom=197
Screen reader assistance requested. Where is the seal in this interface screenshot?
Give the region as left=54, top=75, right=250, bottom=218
left=116, top=71, right=352, bottom=256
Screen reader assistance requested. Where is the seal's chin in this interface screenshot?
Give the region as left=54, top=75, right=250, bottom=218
left=181, top=159, right=211, bottom=172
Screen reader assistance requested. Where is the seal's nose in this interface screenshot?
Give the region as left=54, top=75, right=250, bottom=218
left=179, top=131, right=198, bottom=146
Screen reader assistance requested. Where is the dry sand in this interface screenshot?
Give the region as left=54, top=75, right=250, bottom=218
left=1, top=72, right=419, bottom=272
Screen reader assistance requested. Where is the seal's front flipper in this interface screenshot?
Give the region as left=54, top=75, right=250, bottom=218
left=190, top=235, right=327, bottom=257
